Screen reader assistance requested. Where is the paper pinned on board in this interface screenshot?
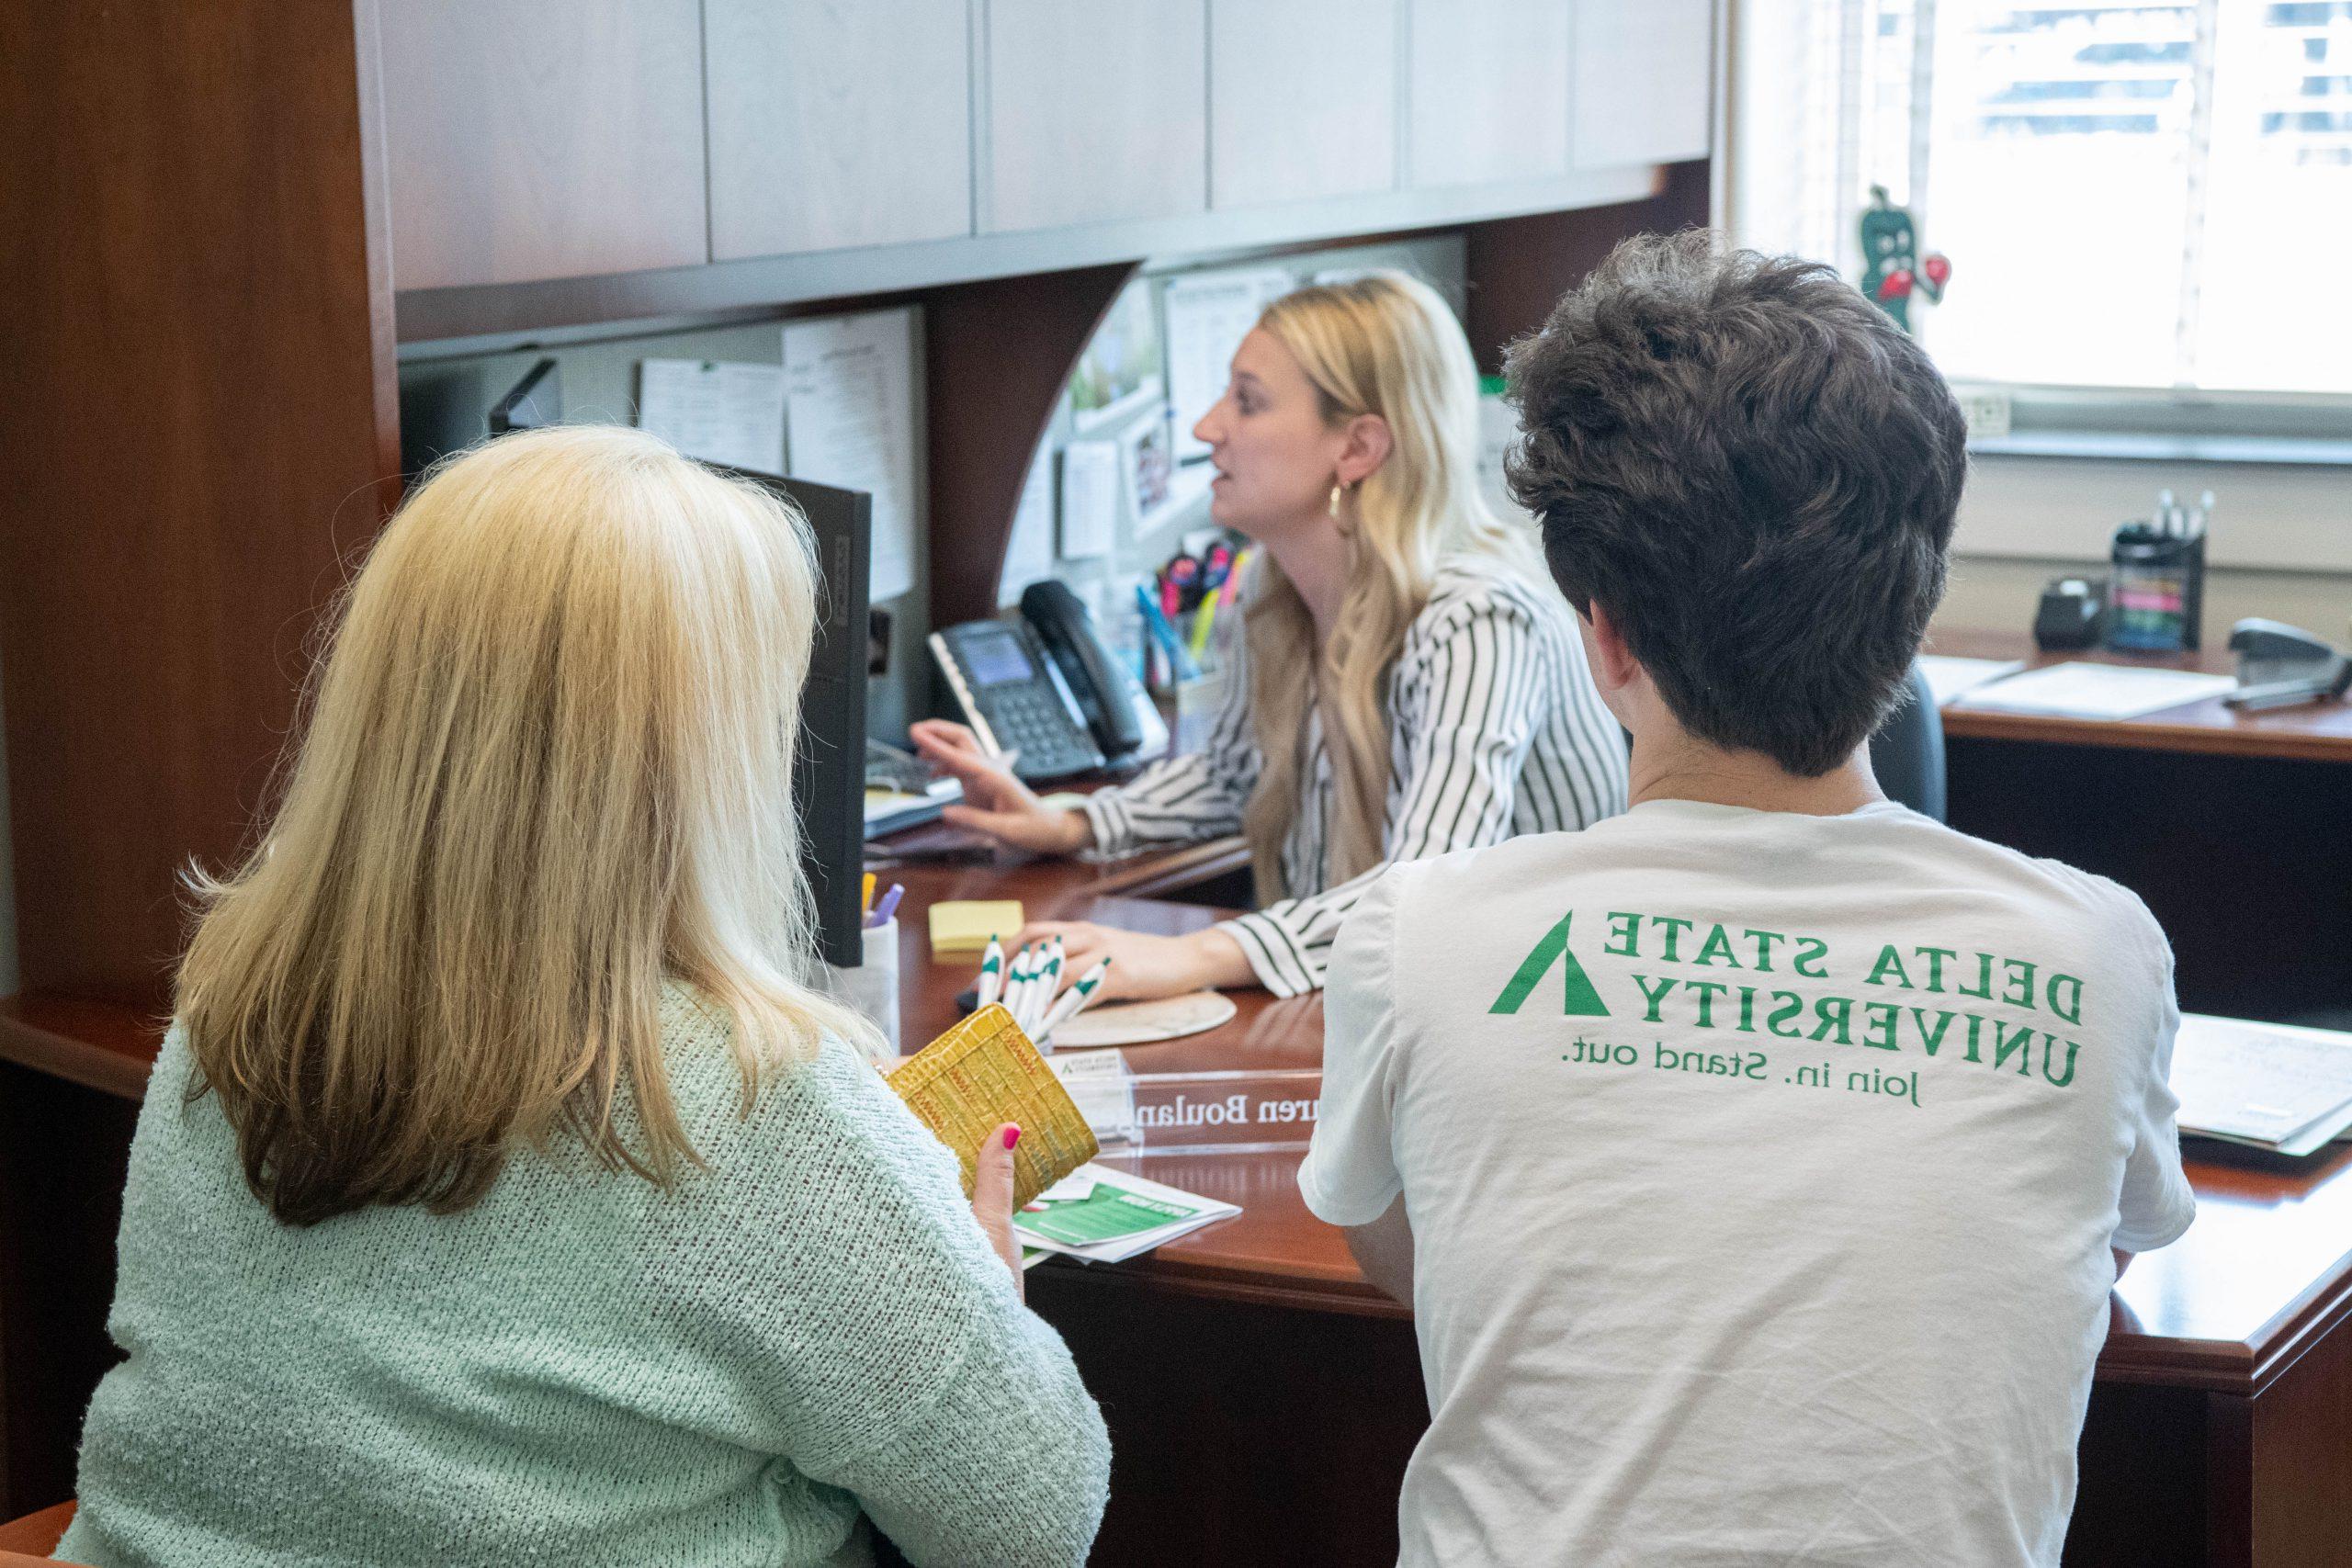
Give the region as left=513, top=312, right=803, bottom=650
left=635, top=359, right=786, bottom=475
left=1059, top=439, right=1121, bottom=560
left=997, top=440, right=1059, bottom=606
left=1164, top=268, right=1294, bottom=462
left=783, top=309, right=921, bottom=602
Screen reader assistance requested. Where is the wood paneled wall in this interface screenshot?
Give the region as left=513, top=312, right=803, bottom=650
left=0, top=1, right=401, bottom=1018
left=1463, top=158, right=1713, bottom=375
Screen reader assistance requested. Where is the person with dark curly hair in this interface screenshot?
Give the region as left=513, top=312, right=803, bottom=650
left=1300, top=232, right=2195, bottom=1568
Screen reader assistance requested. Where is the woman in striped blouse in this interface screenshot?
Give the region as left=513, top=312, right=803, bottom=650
left=910, top=273, right=1627, bottom=1000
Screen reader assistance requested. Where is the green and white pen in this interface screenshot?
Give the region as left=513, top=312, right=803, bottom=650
left=1036, top=955, right=1112, bottom=1039
left=975, top=936, right=1006, bottom=1010
left=1001, top=947, right=1033, bottom=1024
left=1037, top=938, right=1064, bottom=1020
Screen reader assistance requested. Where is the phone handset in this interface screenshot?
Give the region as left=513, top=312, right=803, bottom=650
left=1020, top=581, right=1167, bottom=761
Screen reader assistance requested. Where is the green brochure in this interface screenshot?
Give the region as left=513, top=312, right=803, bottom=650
left=1018, top=1182, right=1203, bottom=1248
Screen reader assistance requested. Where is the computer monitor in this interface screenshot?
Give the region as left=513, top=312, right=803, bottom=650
left=715, top=467, right=871, bottom=971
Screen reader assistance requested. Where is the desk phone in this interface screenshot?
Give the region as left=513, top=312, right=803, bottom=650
left=929, top=581, right=1166, bottom=782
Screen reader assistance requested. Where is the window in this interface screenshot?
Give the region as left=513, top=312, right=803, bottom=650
left=1732, top=0, right=2352, bottom=401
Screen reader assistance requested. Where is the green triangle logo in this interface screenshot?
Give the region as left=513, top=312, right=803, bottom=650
left=1489, top=912, right=1611, bottom=1017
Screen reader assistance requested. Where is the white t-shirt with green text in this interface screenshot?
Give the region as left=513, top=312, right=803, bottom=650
left=1300, top=798, right=2195, bottom=1568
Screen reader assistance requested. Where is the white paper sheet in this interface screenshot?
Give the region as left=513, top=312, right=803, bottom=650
left=1059, top=440, right=1121, bottom=560
left=635, top=359, right=786, bottom=474
left=1916, top=655, right=2028, bottom=707
left=2170, top=1014, right=2352, bottom=1154
left=1947, top=661, right=2236, bottom=720
left=783, top=310, right=921, bottom=602
left=997, top=440, right=1059, bottom=607
left=1164, top=268, right=1294, bottom=461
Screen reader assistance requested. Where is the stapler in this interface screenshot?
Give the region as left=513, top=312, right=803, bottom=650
left=2223, top=619, right=2352, bottom=711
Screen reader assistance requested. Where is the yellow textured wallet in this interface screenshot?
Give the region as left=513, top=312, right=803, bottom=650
left=887, top=1004, right=1099, bottom=1209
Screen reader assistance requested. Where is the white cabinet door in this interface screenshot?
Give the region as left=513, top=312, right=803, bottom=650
left=378, top=0, right=707, bottom=289
left=1407, top=0, right=1573, bottom=188
left=1209, top=0, right=1399, bottom=210
left=706, top=0, right=974, bottom=259
left=983, top=0, right=1207, bottom=232
left=1574, top=0, right=1714, bottom=167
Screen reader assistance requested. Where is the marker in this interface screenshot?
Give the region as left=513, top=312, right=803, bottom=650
left=861, top=872, right=876, bottom=917
left=1189, top=587, right=1219, bottom=660
left=1220, top=547, right=1251, bottom=609
left=974, top=936, right=1005, bottom=1010
left=1037, top=956, right=1113, bottom=1039
left=866, top=883, right=903, bottom=929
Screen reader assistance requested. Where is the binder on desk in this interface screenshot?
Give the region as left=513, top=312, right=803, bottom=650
left=2169, top=1014, right=2352, bottom=1156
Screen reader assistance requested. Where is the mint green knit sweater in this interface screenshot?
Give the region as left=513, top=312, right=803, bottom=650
left=58, top=992, right=1109, bottom=1567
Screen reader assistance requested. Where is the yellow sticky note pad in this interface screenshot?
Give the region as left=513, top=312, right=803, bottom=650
left=928, top=900, right=1024, bottom=956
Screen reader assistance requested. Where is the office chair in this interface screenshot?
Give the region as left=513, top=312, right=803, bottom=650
left=1869, top=662, right=1947, bottom=822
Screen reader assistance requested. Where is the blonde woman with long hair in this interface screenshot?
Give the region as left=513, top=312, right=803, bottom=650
left=59, top=427, right=1109, bottom=1568
left=913, top=272, right=1628, bottom=999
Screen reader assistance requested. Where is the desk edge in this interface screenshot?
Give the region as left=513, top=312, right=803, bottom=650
left=0, top=994, right=161, bottom=1101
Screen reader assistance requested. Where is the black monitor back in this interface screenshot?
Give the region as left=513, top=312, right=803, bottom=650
left=719, top=468, right=870, bottom=970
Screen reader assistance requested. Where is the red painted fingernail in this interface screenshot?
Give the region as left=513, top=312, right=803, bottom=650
left=1003, top=1126, right=1022, bottom=1149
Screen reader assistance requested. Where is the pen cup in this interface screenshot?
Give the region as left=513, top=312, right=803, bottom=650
left=825, top=916, right=901, bottom=1064
left=1172, top=665, right=1232, bottom=758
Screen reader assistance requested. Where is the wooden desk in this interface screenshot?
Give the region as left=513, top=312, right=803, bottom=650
left=1927, top=629, right=2352, bottom=1025
left=870, top=835, right=2352, bottom=1566
left=7, top=818, right=2352, bottom=1562
left=1929, top=627, right=2352, bottom=764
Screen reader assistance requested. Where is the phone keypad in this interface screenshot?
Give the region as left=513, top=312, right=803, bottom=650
left=981, top=692, right=1098, bottom=779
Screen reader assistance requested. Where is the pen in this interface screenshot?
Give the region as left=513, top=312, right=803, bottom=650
left=1136, top=584, right=1201, bottom=682
left=1037, top=955, right=1113, bottom=1039
left=861, top=872, right=876, bottom=918
left=1038, top=937, right=1064, bottom=1021
left=975, top=937, right=1005, bottom=1010
left=865, top=883, right=903, bottom=929
left=1001, top=947, right=1033, bottom=1026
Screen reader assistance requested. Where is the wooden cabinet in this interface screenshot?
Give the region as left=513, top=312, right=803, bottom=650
left=376, top=0, right=707, bottom=289
left=982, top=0, right=1207, bottom=233
left=1208, top=0, right=1399, bottom=210
left=1573, top=0, right=1714, bottom=167
left=1407, top=0, right=1574, bottom=188
left=706, top=0, right=974, bottom=260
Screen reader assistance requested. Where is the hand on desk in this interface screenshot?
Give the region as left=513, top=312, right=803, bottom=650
left=1013, top=920, right=1254, bottom=1003
left=909, top=719, right=1092, bottom=855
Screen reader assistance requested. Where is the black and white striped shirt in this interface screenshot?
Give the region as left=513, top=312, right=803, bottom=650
left=1080, top=558, right=1629, bottom=996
